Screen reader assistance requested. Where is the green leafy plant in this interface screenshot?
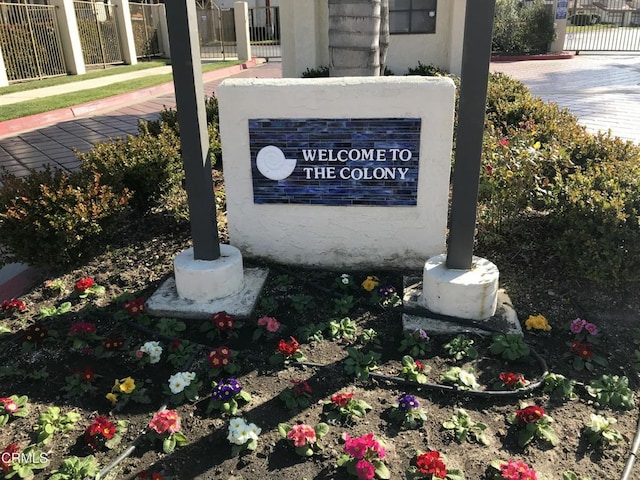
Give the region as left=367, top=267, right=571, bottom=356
left=442, top=408, right=490, bottom=445
left=400, top=355, right=429, bottom=384
left=296, top=321, right=327, bottom=343
left=0, top=395, right=29, bottom=426
left=38, top=301, right=72, bottom=319
left=333, top=295, right=356, bottom=315
left=279, top=380, right=314, bottom=411
left=62, top=367, right=99, bottom=398
left=357, top=328, right=381, bottom=348
left=278, top=422, right=329, bottom=456
left=290, top=293, right=315, bottom=313
left=327, top=317, right=358, bottom=341
left=344, top=347, right=380, bottom=381
left=155, top=317, right=186, bottom=337
left=562, top=471, right=593, bottom=480
left=399, top=329, right=431, bottom=357
left=0, top=444, right=49, bottom=479
left=35, top=406, right=81, bottom=445
left=586, top=375, right=635, bottom=410
left=507, top=404, right=558, bottom=448
left=489, top=334, right=530, bottom=361
left=543, top=373, right=577, bottom=401
left=323, top=392, right=371, bottom=425
left=443, top=334, right=478, bottom=361
left=166, top=339, right=197, bottom=369
left=301, top=65, right=329, bottom=78
left=583, top=413, right=623, bottom=448
left=49, top=455, right=100, bottom=480
left=440, top=367, right=480, bottom=390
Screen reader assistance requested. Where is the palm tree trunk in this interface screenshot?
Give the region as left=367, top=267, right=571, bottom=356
left=328, top=0, right=382, bottom=77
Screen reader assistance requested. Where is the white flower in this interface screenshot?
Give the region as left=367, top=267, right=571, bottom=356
left=168, top=371, right=195, bottom=394
left=589, top=413, right=613, bottom=432
left=140, top=341, right=163, bottom=364
left=340, top=274, right=351, bottom=285
left=459, top=370, right=480, bottom=389
left=227, top=418, right=260, bottom=446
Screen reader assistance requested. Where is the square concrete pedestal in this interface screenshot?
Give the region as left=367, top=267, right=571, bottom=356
left=146, top=268, right=269, bottom=320
left=402, top=276, right=522, bottom=336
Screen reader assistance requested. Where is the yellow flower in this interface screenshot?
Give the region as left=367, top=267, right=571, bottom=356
left=361, top=275, right=380, bottom=292
left=525, top=314, right=551, bottom=331
left=106, top=393, right=118, bottom=405
left=119, top=377, right=136, bottom=394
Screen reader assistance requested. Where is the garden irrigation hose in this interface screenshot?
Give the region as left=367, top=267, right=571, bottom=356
left=620, top=411, right=640, bottom=480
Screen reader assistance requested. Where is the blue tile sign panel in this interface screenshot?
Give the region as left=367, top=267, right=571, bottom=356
left=248, top=118, right=421, bottom=206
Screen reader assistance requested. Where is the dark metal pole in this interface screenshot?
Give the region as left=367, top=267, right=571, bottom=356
left=165, top=0, right=221, bottom=261
left=446, top=0, right=497, bottom=270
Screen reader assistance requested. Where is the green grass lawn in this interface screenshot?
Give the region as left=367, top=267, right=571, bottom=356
left=0, top=60, right=241, bottom=122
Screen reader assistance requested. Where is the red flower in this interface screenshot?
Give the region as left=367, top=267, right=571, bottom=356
left=103, top=334, right=124, bottom=351
left=500, top=372, right=525, bottom=388
left=80, top=367, right=95, bottom=383
left=69, top=322, right=97, bottom=336
left=123, top=298, right=145, bottom=316
left=516, top=405, right=546, bottom=424
left=277, top=337, right=300, bottom=356
left=84, top=416, right=116, bottom=449
left=331, top=392, right=354, bottom=408
left=1, top=299, right=26, bottom=313
left=74, top=277, right=95, bottom=293
left=208, top=346, right=232, bottom=368
left=0, top=443, right=19, bottom=473
left=170, top=339, right=183, bottom=350
left=415, top=451, right=447, bottom=479
left=211, top=312, right=234, bottom=331
left=22, top=322, right=48, bottom=343
left=415, top=360, right=425, bottom=372
left=291, top=379, right=312, bottom=396
left=499, top=138, right=510, bottom=146
left=571, top=341, right=593, bottom=360
left=485, top=165, right=494, bottom=176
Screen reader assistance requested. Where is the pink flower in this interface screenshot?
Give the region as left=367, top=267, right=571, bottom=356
left=3, top=401, right=17, bottom=413
left=286, top=424, right=317, bottom=447
left=585, top=322, right=599, bottom=335
left=499, top=459, right=538, bottom=480
left=344, top=433, right=385, bottom=460
left=149, top=410, right=181, bottom=435
left=570, top=318, right=586, bottom=334
left=258, top=316, right=281, bottom=333
left=355, top=459, right=376, bottom=480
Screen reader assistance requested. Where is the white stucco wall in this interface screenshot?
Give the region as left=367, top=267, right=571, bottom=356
left=217, top=76, right=456, bottom=269
left=281, top=0, right=466, bottom=78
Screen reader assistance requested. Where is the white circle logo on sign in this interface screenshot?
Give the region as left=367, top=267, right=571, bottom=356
left=256, top=145, right=297, bottom=181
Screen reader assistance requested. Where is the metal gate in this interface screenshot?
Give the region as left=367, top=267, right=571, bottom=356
left=0, top=2, right=66, bottom=82
left=74, top=0, right=123, bottom=67
left=564, top=0, right=640, bottom=52
left=129, top=2, right=162, bottom=58
left=198, top=5, right=237, bottom=59
left=248, top=6, right=280, bottom=60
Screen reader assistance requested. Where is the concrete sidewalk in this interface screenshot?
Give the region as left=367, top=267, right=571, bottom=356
left=0, top=66, right=174, bottom=107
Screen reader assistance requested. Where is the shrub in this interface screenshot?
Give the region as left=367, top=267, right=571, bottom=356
left=301, top=66, right=329, bottom=78
left=493, top=0, right=555, bottom=55
left=142, top=96, right=221, bottom=167
left=78, top=123, right=182, bottom=213
left=548, top=158, right=640, bottom=283
left=0, top=168, right=129, bottom=268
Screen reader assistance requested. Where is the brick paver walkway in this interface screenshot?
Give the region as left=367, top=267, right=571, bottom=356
left=0, top=62, right=282, bottom=178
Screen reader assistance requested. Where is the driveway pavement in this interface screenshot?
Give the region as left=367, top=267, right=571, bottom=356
left=489, top=54, right=640, bottom=144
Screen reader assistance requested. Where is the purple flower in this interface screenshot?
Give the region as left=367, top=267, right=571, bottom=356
left=212, top=377, right=242, bottom=401
left=398, top=393, right=419, bottom=411
left=417, top=329, right=429, bottom=341
left=570, top=318, right=586, bottom=334
left=377, top=285, right=397, bottom=298
left=585, top=322, right=599, bottom=335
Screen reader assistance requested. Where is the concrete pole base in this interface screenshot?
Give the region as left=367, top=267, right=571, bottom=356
left=174, top=244, right=244, bottom=302
left=420, top=254, right=499, bottom=321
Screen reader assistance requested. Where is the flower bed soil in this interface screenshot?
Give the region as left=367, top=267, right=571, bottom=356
left=1, top=214, right=639, bottom=479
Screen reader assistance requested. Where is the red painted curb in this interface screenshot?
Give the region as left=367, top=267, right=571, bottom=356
left=0, top=59, right=258, bottom=138
left=0, top=267, right=41, bottom=301
left=491, top=52, right=574, bottom=62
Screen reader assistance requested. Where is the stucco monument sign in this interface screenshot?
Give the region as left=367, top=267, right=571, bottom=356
left=217, top=76, right=455, bottom=269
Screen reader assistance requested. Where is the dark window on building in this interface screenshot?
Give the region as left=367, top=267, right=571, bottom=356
left=389, top=0, right=437, bottom=34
